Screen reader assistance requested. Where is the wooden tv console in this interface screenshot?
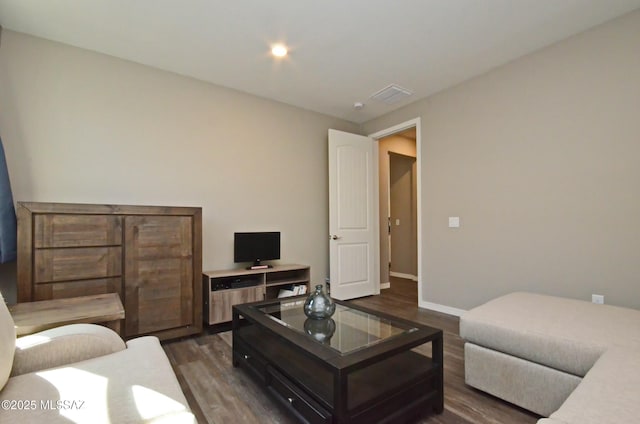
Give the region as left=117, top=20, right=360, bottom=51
left=202, top=264, right=310, bottom=325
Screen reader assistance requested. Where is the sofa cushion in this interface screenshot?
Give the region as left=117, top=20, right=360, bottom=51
left=460, top=292, right=640, bottom=376
left=0, top=336, right=194, bottom=423
left=12, top=323, right=126, bottom=376
left=465, top=342, right=581, bottom=417
left=543, top=347, right=640, bottom=424
left=0, top=293, right=16, bottom=390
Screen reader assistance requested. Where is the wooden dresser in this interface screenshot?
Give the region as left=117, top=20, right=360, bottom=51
left=16, top=202, right=202, bottom=340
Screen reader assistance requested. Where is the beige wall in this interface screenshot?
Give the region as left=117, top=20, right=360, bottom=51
left=364, top=10, right=640, bottom=311
left=0, top=30, right=359, bottom=294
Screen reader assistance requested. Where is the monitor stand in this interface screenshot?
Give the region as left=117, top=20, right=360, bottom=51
left=248, top=261, right=273, bottom=270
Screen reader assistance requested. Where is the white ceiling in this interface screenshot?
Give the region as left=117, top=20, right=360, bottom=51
left=1, top=0, right=639, bottom=124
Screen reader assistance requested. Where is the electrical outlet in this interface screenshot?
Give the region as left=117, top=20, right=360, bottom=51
left=592, top=294, right=604, bottom=304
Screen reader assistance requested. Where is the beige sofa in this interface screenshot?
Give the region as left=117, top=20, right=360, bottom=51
left=460, top=292, right=640, bottom=424
left=0, top=293, right=195, bottom=423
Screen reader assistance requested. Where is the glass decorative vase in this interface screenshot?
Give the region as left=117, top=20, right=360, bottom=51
left=303, top=284, right=336, bottom=319
left=304, top=318, right=336, bottom=344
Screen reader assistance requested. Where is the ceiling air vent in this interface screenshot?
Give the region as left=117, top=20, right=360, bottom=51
left=370, top=84, right=413, bottom=105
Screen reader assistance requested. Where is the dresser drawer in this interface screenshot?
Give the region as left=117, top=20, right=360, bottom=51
left=267, top=366, right=331, bottom=424
left=34, top=214, right=122, bottom=248
left=33, top=277, right=122, bottom=301
left=234, top=338, right=268, bottom=383
left=34, top=247, right=122, bottom=283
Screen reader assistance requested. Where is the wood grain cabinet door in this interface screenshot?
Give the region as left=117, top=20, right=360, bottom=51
left=124, top=215, right=194, bottom=337
left=209, top=286, right=264, bottom=324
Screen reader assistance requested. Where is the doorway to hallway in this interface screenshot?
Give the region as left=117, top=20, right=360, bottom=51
left=377, top=127, right=417, bottom=302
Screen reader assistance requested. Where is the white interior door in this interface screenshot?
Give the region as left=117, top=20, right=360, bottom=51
left=328, top=129, right=378, bottom=300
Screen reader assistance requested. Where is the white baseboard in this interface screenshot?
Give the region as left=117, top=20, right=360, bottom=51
left=380, top=282, right=391, bottom=289
left=389, top=272, right=418, bottom=281
left=418, top=300, right=466, bottom=317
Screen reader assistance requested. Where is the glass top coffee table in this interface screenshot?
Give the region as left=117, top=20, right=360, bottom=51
left=232, top=297, right=443, bottom=424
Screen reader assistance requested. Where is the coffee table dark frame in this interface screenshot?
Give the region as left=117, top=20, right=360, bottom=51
left=232, top=297, right=443, bottom=424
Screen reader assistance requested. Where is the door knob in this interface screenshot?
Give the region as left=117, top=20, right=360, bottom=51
left=330, top=235, right=341, bottom=240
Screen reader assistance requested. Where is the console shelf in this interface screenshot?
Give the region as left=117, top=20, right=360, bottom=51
left=202, top=264, right=310, bottom=325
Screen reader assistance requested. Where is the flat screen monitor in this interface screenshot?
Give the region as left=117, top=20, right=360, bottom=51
left=234, top=232, right=280, bottom=269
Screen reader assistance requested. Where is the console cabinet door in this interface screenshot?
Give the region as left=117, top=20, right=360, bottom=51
left=209, top=286, right=264, bottom=324
left=124, top=216, right=194, bottom=337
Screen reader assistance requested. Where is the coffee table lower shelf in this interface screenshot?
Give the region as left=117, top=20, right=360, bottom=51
left=233, top=318, right=442, bottom=424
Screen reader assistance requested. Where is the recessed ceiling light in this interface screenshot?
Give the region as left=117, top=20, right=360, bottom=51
left=271, top=44, right=288, bottom=58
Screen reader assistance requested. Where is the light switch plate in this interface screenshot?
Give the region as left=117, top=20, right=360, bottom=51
left=448, top=217, right=460, bottom=228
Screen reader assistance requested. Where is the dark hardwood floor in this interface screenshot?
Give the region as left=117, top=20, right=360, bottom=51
left=162, top=278, right=540, bottom=424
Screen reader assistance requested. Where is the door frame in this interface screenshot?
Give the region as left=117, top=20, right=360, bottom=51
left=368, top=118, right=422, bottom=305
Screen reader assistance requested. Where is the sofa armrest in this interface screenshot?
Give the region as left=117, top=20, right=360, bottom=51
left=11, top=323, right=126, bottom=376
